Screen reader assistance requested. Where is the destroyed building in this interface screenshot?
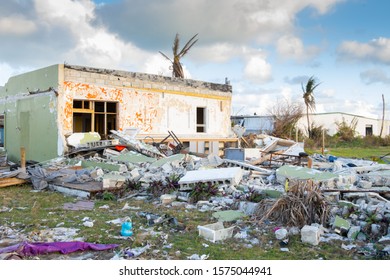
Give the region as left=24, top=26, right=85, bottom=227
left=0, top=64, right=237, bottom=163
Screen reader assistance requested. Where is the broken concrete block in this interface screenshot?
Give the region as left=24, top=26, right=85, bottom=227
left=161, top=162, right=173, bottom=174
left=82, top=160, right=127, bottom=172
left=333, top=216, right=351, bottom=233
left=197, top=222, right=235, bottom=243
left=178, top=167, right=243, bottom=186
left=323, top=192, right=340, bottom=203
left=359, top=180, right=373, bottom=189
left=238, top=201, right=259, bottom=215
left=90, top=168, right=104, bottom=180
left=347, top=226, right=361, bottom=240
left=160, top=194, right=177, bottom=205
left=301, top=225, right=321, bottom=245
left=112, top=151, right=156, bottom=164
left=338, top=200, right=359, bottom=209
left=275, top=228, right=288, bottom=240
left=102, top=174, right=126, bottom=189
left=130, top=168, right=141, bottom=181
left=371, top=224, right=381, bottom=235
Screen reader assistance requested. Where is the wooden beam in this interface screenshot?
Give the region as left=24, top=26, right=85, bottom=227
left=0, top=177, right=27, bottom=188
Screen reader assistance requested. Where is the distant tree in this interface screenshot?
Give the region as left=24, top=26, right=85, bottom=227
left=159, top=33, right=198, bottom=78
left=268, top=98, right=303, bottom=139
left=302, top=76, right=321, bottom=138
left=335, top=117, right=358, bottom=142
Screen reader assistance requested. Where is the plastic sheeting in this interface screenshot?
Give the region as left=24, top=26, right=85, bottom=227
left=0, top=241, right=118, bottom=256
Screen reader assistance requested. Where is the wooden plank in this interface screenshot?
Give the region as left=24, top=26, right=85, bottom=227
left=0, top=177, right=27, bottom=188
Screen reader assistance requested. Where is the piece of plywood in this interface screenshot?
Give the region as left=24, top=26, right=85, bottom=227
left=0, top=177, right=27, bottom=188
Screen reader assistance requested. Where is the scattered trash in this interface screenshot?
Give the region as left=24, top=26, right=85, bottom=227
left=1, top=131, right=389, bottom=260
left=82, top=217, right=94, bottom=228
left=197, top=222, right=235, bottom=243
left=188, top=254, right=209, bottom=260
left=121, top=218, right=133, bottom=237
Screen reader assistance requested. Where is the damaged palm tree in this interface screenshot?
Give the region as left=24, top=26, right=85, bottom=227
left=302, top=76, right=320, bottom=138
left=256, top=180, right=329, bottom=228
left=160, top=33, right=198, bottom=78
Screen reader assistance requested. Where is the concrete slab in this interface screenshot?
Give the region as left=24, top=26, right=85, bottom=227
left=212, top=210, right=246, bottom=222
left=178, top=167, right=243, bottom=186
left=112, top=151, right=156, bottom=164
left=276, top=165, right=338, bottom=182
left=81, top=160, right=128, bottom=172
left=150, top=154, right=185, bottom=168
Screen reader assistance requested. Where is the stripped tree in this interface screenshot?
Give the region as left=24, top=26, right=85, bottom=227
left=302, top=76, right=321, bottom=138
left=160, top=33, right=198, bottom=78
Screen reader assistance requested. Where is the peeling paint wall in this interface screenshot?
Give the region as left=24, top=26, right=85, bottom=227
left=59, top=65, right=232, bottom=139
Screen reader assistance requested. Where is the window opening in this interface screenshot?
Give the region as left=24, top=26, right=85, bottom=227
left=196, top=107, right=206, bottom=133
left=73, top=100, right=117, bottom=139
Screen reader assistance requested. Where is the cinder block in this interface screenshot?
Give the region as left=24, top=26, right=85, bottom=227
left=301, top=225, right=321, bottom=246
left=160, top=194, right=177, bottom=205
left=102, top=174, right=126, bottom=189
left=178, top=167, right=243, bottom=186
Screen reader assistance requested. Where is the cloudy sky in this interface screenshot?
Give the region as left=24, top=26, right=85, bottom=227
left=0, top=0, right=389, bottom=119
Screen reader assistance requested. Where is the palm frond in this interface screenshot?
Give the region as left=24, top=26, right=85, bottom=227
left=172, top=33, right=180, bottom=56
left=159, top=51, right=173, bottom=63
left=178, top=33, right=198, bottom=57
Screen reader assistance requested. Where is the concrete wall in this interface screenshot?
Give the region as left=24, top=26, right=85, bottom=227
left=0, top=65, right=62, bottom=162
left=58, top=64, right=233, bottom=139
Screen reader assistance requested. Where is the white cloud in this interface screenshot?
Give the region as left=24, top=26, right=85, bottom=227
left=0, top=15, right=36, bottom=35
left=242, top=48, right=272, bottom=84
left=192, top=43, right=239, bottom=63
left=360, top=68, right=390, bottom=84
left=142, top=54, right=174, bottom=77
left=338, top=37, right=390, bottom=64
left=276, top=35, right=320, bottom=61
left=244, top=56, right=272, bottom=84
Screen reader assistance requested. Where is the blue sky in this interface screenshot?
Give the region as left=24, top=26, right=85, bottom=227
left=0, top=0, right=389, bottom=119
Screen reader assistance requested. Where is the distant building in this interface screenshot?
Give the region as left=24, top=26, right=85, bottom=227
left=297, top=112, right=390, bottom=137
left=231, top=115, right=274, bottom=135
left=231, top=112, right=390, bottom=138
left=0, top=64, right=237, bottom=162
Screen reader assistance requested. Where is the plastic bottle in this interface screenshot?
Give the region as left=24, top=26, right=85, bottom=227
left=121, top=217, right=133, bottom=237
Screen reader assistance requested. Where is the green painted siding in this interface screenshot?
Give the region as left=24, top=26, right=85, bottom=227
left=0, top=93, right=59, bottom=162
left=0, top=64, right=59, bottom=97
left=0, top=65, right=60, bottom=162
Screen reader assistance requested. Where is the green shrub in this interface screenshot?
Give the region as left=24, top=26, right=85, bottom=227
left=190, top=182, right=219, bottom=203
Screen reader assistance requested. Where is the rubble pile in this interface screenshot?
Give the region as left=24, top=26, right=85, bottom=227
left=0, top=131, right=389, bottom=259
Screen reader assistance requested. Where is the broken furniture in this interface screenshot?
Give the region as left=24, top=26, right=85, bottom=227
left=144, top=130, right=184, bottom=156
